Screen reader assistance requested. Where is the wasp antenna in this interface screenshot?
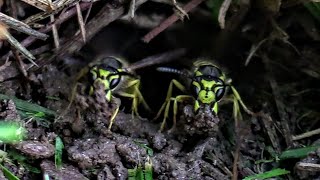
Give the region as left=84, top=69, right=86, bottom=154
left=157, top=67, right=191, bottom=78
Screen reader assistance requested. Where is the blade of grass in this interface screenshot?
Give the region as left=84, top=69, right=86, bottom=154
left=55, top=136, right=64, bottom=169
left=128, top=167, right=138, bottom=180
left=0, top=164, right=20, bottom=180
left=279, top=145, right=320, bottom=160
left=144, top=157, right=153, bottom=180
left=0, top=94, right=56, bottom=118
left=243, top=168, right=290, bottom=180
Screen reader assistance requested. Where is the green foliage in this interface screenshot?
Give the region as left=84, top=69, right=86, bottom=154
left=128, top=160, right=153, bottom=180
left=206, top=0, right=224, bottom=24
left=304, top=2, right=320, bottom=23
left=8, top=150, right=41, bottom=174
left=279, top=145, right=320, bottom=160
left=0, top=122, right=25, bottom=143
left=128, top=141, right=153, bottom=180
left=243, top=168, right=290, bottom=180
left=133, top=141, right=154, bottom=156
left=0, top=94, right=56, bottom=121
left=55, top=136, right=64, bottom=169
left=0, top=164, right=20, bottom=180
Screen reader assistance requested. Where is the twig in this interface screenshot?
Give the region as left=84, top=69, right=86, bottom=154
left=19, top=0, right=56, bottom=11
left=292, top=128, right=320, bottom=141
left=0, top=23, right=37, bottom=66
left=256, top=111, right=281, bottom=153
left=121, top=13, right=166, bottom=29
left=76, top=2, right=86, bottom=42
left=142, top=0, right=204, bottom=43
left=50, top=14, right=60, bottom=49
left=0, top=58, right=11, bottom=72
left=12, top=49, right=28, bottom=78
left=244, top=38, right=268, bottom=66
left=127, top=48, right=186, bottom=71
left=218, top=0, right=232, bottom=29
left=1, top=2, right=92, bottom=61
left=55, top=0, right=148, bottom=57
left=0, top=12, right=48, bottom=40
left=231, top=96, right=241, bottom=180
left=83, top=3, right=93, bottom=23
left=262, top=53, right=293, bottom=147
left=30, top=44, right=51, bottom=56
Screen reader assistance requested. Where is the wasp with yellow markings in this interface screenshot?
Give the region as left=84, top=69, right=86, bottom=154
left=68, top=49, right=186, bottom=131
left=155, top=60, right=253, bottom=133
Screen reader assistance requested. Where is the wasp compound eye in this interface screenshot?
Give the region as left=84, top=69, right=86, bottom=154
left=102, top=66, right=120, bottom=90
left=108, top=74, right=121, bottom=89
left=214, top=78, right=226, bottom=102
left=214, top=86, right=225, bottom=101
left=191, top=76, right=203, bottom=98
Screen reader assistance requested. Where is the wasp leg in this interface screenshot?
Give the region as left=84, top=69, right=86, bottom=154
left=127, top=79, right=151, bottom=112
left=117, top=91, right=140, bottom=118
left=56, top=67, right=89, bottom=121
left=170, top=95, right=194, bottom=133
left=118, top=79, right=150, bottom=118
left=155, top=79, right=187, bottom=132
left=230, top=86, right=254, bottom=115
left=108, top=105, right=120, bottom=130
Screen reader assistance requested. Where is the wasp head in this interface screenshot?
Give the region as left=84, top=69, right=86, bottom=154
left=191, top=64, right=226, bottom=115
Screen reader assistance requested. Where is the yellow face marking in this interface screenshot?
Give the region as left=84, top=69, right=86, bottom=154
left=197, top=79, right=216, bottom=104
left=195, top=71, right=203, bottom=76
left=194, top=100, right=200, bottom=112
left=106, top=90, right=112, bottom=101
left=212, top=102, right=218, bottom=114
left=88, top=66, right=123, bottom=102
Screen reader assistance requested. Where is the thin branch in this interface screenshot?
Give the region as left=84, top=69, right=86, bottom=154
left=142, top=0, right=204, bottom=43
left=292, top=128, right=320, bottom=141
left=1, top=2, right=92, bottom=61
left=0, top=12, right=48, bottom=40
left=50, top=14, right=60, bottom=49
left=76, top=2, right=86, bottom=42
left=218, top=0, right=232, bottom=29
left=55, top=0, right=148, bottom=58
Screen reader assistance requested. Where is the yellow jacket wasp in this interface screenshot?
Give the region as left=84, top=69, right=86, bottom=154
left=66, top=49, right=186, bottom=131
left=155, top=60, right=253, bottom=132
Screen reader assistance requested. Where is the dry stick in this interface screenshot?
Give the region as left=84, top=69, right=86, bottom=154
left=232, top=99, right=241, bottom=180
left=218, top=0, right=232, bottom=29
left=83, top=3, right=93, bottom=23
left=262, top=54, right=294, bottom=147
left=50, top=14, right=60, bottom=49
left=0, top=58, right=11, bottom=72
left=12, top=49, right=28, bottom=78
left=30, top=44, right=51, bottom=56
left=5, top=31, right=37, bottom=66
left=256, top=112, right=281, bottom=153
left=76, top=2, right=86, bottom=42
left=0, top=12, right=48, bottom=40
left=19, top=0, right=56, bottom=11
left=55, top=0, right=148, bottom=57
left=142, top=0, right=204, bottom=43
left=0, top=2, right=92, bottom=61
left=292, top=128, right=320, bottom=141
left=56, top=6, right=125, bottom=56
left=232, top=143, right=240, bottom=180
